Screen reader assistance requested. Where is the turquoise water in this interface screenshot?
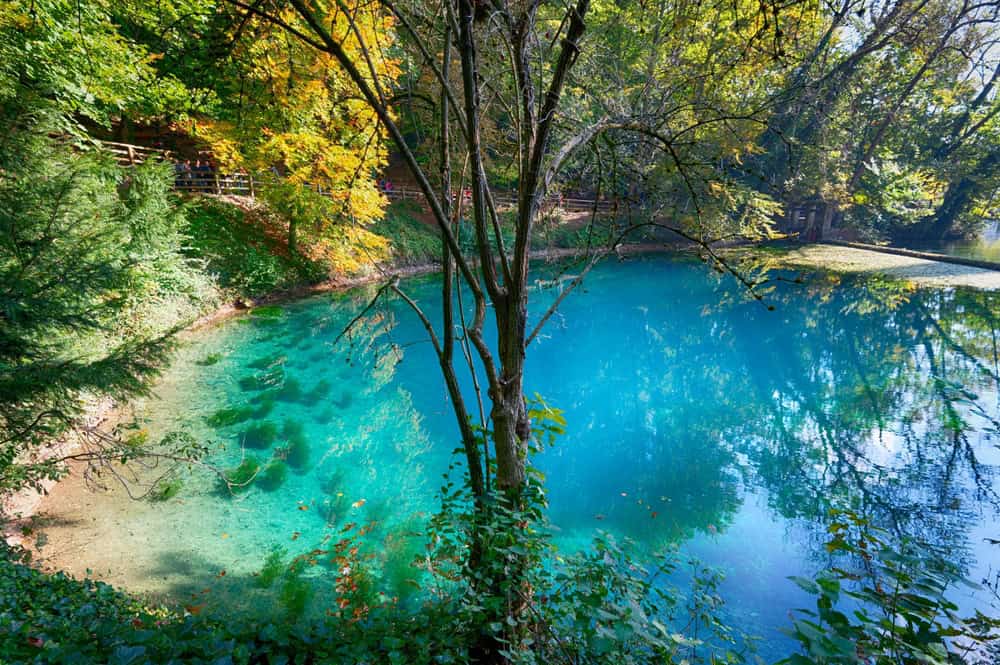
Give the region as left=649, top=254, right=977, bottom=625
left=68, top=254, right=1000, bottom=657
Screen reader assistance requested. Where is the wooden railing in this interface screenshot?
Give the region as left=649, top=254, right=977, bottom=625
left=100, top=139, right=613, bottom=212
left=101, top=140, right=173, bottom=165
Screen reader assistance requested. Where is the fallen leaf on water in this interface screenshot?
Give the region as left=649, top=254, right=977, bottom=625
left=651, top=512, right=658, bottom=519
left=352, top=499, right=366, bottom=509
left=185, top=604, right=205, bottom=615
left=217, top=570, right=226, bottom=577
left=221, top=533, right=229, bottom=539
left=298, top=505, right=309, bottom=511
left=291, top=531, right=301, bottom=541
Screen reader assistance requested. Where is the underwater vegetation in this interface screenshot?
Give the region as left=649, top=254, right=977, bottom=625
left=238, top=366, right=285, bottom=392
left=319, top=465, right=346, bottom=496
left=255, top=545, right=287, bottom=589
left=206, top=406, right=256, bottom=428
left=300, top=379, right=332, bottom=406
left=248, top=353, right=287, bottom=370
left=195, top=353, right=223, bottom=366
left=279, top=419, right=311, bottom=471
left=148, top=477, right=183, bottom=502
left=222, top=457, right=260, bottom=493
left=317, top=493, right=349, bottom=526
left=257, top=459, right=289, bottom=492
left=250, top=306, right=284, bottom=319
left=241, top=421, right=278, bottom=449
left=276, top=377, right=303, bottom=403
left=313, top=407, right=335, bottom=425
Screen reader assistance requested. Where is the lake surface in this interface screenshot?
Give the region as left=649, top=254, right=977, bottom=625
left=37, top=254, right=1000, bottom=659
left=926, top=220, right=1000, bottom=262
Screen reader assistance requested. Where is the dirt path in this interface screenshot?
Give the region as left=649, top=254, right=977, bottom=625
left=774, top=243, right=1000, bottom=290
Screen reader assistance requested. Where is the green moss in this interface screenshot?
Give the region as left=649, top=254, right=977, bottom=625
left=282, top=419, right=305, bottom=438
left=241, top=421, right=278, bottom=449
left=257, top=459, right=289, bottom=492
left=205, top=405, right=255, bottom=428
left=222, top=457, right=260, bottom=493
left=278, top=561, right=312, bottom=618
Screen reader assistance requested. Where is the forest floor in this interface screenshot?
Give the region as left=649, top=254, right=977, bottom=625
left=775, top=242, right=1000, bottom=289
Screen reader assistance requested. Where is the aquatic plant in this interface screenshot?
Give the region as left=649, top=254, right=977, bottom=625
left=250, top=388, right=281, bottom=405
left=222, top=457, right=260, bottom=493
left=333, top=391, right=353, bottom=409
left=237, top=376, right=260, bottom=391
left=147, top=477, right=183, bottom=502
left=205, top=405, right=255, bottom=428
left=276, top=377, right=303, bottom=402
left=282, top=436, right=311, bottom=471
left=319, top=495, right=348, bottom=525
left=250, top=305, right=284, bottom=319
left=252, top=398, right=275, bottom=419
left=279, top=559, right=312, bottom=618
left=313, top=407, right=335, bottom=425
left=238, top=366, right=285, bottom=392
left=301, top=379, right=332, bottom=406
left=255, top=545, right=287, bottom=588
left=195, top=353, right=223, bottom=366
left=241, top=422, right=278, bottom=449
left=319, top=466, right=346, bottom=496
left=257, top=459, right=289, bottom=491
left=248, top=353, right=286, bottom=370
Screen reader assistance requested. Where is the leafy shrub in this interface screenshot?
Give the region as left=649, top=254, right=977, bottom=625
left=368, top=201, right=441, bottom=265
left=183, top=199, right=326, bottom=297
left=780, top=511, right=1000, bottom=664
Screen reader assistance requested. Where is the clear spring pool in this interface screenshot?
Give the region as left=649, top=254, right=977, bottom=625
left=35, top=254, right=1000, bottom=658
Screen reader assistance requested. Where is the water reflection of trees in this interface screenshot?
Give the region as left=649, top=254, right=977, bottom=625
left=540, top=266, right=1000, bottom=571
left=711, top=273, right=1000, bottom=568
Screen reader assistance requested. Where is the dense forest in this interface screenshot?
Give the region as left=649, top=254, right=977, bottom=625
left=2, top=0, right=1000, bottom=663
